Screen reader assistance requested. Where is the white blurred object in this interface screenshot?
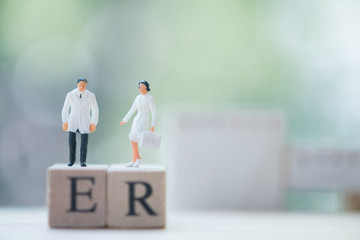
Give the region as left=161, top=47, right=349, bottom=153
left=162, top=109, right=286, bottom=210
left=290, top=148, right=360, bottom=191
left=139, top=131, right=161, bottom=149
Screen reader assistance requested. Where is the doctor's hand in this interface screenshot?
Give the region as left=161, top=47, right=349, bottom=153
left=62, top=123, right=68, bottom=132
left=149, top=126, right=155, bottom=132
left=120, top=121, right=126, bottom=126
left=90, top=124, right=96, bottom=133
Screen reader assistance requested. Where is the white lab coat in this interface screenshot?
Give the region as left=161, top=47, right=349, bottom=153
left=62, top=88, right=99, bottom=134
left=122, top=93, right=156, bottom=142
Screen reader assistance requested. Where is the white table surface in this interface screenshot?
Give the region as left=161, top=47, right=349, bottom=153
left=0, top=207, right=359, bottom=240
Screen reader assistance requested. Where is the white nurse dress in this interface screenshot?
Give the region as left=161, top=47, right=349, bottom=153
left=122, top=93, right=157, bottom=143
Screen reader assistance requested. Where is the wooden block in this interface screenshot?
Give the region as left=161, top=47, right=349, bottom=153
left=47, top=164, right=107, bottom=228
left=345, top=192, right=360, bottom=211
left=107, top=164, right=166, bottom=228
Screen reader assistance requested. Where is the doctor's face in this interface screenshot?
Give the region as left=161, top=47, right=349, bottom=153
left=77, top=81, right=87, bottom=92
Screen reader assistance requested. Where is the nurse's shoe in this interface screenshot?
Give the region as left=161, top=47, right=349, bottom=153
left=133, top=159, right=142, bottom=167
left=125, top=161, right=134, bottom=167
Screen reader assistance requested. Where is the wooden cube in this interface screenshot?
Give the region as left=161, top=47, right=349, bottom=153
left=107, top=164, right=166, bottom=228
left=345, top=192, right=360, bottom=211
left=47, top=164, right=108, bottom=228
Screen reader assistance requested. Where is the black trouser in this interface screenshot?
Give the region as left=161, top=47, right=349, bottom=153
left=68, top=130, right=89, bottom=164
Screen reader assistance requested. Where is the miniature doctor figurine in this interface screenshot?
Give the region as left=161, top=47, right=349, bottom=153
left=120, top=80, right=156, bottom=167
left=62, top=78, right=99, bottom=167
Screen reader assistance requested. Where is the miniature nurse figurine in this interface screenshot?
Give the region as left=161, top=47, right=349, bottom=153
left=62, top=78, right=99, bottom=167
left=120, top=80, right=157, bottom=167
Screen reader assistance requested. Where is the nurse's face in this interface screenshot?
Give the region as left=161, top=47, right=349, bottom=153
left=77, top=81, right=87, bottom=92
left=139, top=83, right=147, bottom=94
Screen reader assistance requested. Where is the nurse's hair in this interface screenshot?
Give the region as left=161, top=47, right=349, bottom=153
left=138, top=80, right=150, bottom=92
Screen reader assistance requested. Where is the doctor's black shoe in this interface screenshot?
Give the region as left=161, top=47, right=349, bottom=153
left=81, top=162, right=87, bottom=167
left=68, top=162, right=75, bottom=167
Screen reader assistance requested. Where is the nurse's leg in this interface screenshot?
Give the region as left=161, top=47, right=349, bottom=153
left=131, top=141, right=141, bottom=163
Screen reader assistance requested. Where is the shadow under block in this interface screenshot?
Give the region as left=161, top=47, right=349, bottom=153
left=107, top=164, right=166, bottom=228
left=47, top=164, right=107, bottom=228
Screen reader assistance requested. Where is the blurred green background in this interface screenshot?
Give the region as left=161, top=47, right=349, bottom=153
left=0, top=0, right=359, bottom=206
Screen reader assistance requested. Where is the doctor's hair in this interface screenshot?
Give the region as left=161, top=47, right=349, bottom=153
left=77, top=78, right=87, bottom=84
left=138, top=80, right=150, bottom=92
